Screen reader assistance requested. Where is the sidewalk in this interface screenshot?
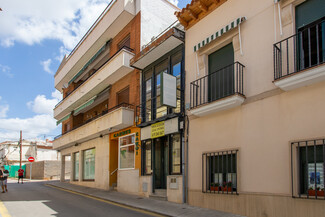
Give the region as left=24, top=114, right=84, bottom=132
left=47, top=181, right=244, bottom=217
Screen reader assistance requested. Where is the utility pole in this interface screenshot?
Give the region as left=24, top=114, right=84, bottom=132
left=19, top=130, right=22, bottom=168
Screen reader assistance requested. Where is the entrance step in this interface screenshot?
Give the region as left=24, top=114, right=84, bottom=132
left=149, top=189, right=167, bottom=201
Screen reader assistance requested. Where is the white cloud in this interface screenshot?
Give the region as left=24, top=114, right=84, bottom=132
left=0, top=96, right=9, bottom=118
left=27, top=91, right=61, bottom=115
left=0, top=105, right=9, bottom=118
left=168, top=0, right=179, bottom=6
left=51, top=90, right=63, bottom=101
left=0, top=64, right=14, bottom=78
left=40, top=59, right=53, bottom=74
left=0, top=114, right=58, bottom=141
left=0, top=91, right=62, bottom=141
left=0, top=0, right=107, bottom=50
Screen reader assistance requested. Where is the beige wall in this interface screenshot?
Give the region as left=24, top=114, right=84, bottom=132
left=139, top=175, right=153, bottom=197
left=61, top=135, right=110, bottom=190
left=185, top=0, right=324, bottom=216
left=167, top=175, right=183, bottom=203
left=117, top=169, right=140, bottom=194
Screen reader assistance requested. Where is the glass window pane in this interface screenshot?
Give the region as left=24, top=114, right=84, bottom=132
left=145, top=140, right=152, bottom=174
left=120, top=145, right=135, bottom=169
left=120, top=135, right=135, bottom=146
left=172, top=134, right=181, bottom=173
left=119, top=135, right=135, bottom=169
left=146, top=78, right=152, bottom=122
left=299, top=145, right=324, bottom=194
left=74, top=152, right=79, bottom=180
left=156, top=72, right=167, bottom=118
left=83, top=149, right=95, bottom=180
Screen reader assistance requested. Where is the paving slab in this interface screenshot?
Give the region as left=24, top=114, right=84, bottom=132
left=47, top=181, right=245, bottom=217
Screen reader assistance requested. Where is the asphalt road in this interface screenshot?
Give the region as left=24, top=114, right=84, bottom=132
left=0, top=180, right=158, bottom=217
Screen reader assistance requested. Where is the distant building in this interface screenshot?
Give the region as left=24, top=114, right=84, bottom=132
left=0, top=139, right=60, bottom=165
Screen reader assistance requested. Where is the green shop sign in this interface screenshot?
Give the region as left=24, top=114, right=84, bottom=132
left=114, top=129, right=131, bottom=138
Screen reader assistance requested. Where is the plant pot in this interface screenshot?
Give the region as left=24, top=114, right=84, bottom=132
left=210, top=186, right=219, bottom=191
left=308, top=190, right=324, bottom=196
left=222, top=187, right=232, bottom=192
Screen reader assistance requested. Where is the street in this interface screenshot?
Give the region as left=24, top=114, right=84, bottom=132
left=0, top=180, right=161, bottom=217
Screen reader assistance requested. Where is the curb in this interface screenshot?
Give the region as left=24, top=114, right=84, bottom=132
left=45, top=183, right=172, bottom=217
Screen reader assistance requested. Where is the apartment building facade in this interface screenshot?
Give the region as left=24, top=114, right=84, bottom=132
left=131, top=23, right=185, bottom=202
left=177, top=0, right=325, bottom=216
left=53, top=0, right=178, bottom=192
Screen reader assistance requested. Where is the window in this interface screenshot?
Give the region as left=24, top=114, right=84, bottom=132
left=118, top=35, right=130, bottom=49
left=117, top=87, right=129, bottom=105
left=295, top=0, right=325, bottom=71
left=83, top=148, right=95, bottom=180
left=172, top=51, right=182, bottom=114
left=171, top=134, right=181, bottom=174
left=144, top=140, right=152, bottom=175
left=73, top=152, right=79, bottom=181
left=202, top=150, right=238, bottom=194
left=145, top=72, right=152, bottom=122
left=292, top=139, right=325, bottom=199
left=119, top=134, right=135, bottom=169
left=208, top=43, right=235, bottom=101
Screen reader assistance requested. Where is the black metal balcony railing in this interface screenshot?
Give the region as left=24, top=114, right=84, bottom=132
left=54, top=103, right=134, bottom=140
left=55, top=46, right=134, bottom=108
left=274, top=19, right=325, bottom=80
left=190, top=62, right=244, bottom=109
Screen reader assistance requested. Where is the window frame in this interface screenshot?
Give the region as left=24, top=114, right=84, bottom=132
left=118, top=133, right=136, bottom=170
left=202, top=149, right=238, bottom=195
left=82, top=148, right=96, bottom=181
left=140, top=45, right=184, bottom=124
left=73, top=151, right=80, bottom=181
left=291, top=139, right=325, bottom=199
left=170, top=133, right=182, bottom=175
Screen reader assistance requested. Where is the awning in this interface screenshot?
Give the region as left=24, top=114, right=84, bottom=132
left=194, top=17, right=246, bottom=52
left=56, top=114, right=71, bottom=126
left=68, top=40, right=111, bottom=85
left=73, top=96, right=96, bottom=116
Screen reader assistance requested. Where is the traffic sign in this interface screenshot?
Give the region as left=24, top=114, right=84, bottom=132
left=28, top=157, right=35, bottom=162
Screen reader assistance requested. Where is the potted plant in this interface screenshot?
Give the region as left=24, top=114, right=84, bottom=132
left=308, top=187, right=324, bottom=196
left=222, top=181, right=232, bottom=192
left=210, top=182, right=220, bottom=191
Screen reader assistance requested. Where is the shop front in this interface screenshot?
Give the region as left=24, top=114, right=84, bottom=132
left=109, top=127, right=141, bottom=194
left=139, top=118, right=184, bottom=203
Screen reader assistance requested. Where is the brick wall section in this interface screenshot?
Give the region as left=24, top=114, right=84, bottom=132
left=109, top=13, right=141, bottom=109
left=61, top=13, right=141, bottom=134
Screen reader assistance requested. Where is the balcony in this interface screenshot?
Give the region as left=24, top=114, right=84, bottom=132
left=55, top=0, right=136, bottom=91
left=190, top=62, right=245, bottom=117
left=273, top=19, right=325, bottom=91
left=54, top=47, right=135, bottom=120
left=53, top=103, right=134, bottom=150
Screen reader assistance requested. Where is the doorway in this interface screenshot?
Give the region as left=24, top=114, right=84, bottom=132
left=154, top=137, right=169, bottom=189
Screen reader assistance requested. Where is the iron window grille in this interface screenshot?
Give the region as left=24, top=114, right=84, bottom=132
left=291, top=139, right=325, bottom=199
left=202, top=150, right=238, bottom=195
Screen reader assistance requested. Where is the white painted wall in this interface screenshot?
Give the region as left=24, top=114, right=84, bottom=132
left=140, top=0, right=179, bottom=49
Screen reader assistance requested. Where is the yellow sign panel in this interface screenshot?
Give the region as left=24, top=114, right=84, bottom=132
left=151, top=121, right=165, bottom=138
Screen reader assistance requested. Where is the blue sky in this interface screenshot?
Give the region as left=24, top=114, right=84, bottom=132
left=0, top=0, right=191, bottom=142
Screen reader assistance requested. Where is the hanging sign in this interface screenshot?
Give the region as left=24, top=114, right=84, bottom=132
left=160, top=72, right=177, bottom=108
left=151, top=121, right=165, bottom=138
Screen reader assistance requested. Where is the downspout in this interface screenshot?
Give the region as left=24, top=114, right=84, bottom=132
left=277, top=1, right=283, bottom=36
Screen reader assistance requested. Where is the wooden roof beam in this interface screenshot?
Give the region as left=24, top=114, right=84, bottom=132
left=187, top=8, right=198, bottom=20
left=178, top=16, right=188, bottom=28
left=198, top=0, right=208, bottom=12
